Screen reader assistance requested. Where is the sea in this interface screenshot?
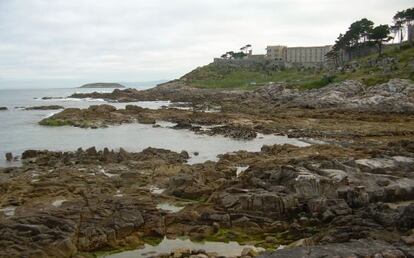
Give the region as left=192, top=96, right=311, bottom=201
left=0, top=86, right=309, bottom=167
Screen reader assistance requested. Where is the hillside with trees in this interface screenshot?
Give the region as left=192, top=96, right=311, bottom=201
left=181, top=8, right=414, bottom=90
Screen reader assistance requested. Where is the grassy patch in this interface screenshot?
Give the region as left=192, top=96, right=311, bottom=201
left=183, top=44, right=414, bottom=90
left=299, top=75, right=336, bottom=90
left=142, top=236, right=163, bottom=246
left=190, top=69, right=324, bottom=89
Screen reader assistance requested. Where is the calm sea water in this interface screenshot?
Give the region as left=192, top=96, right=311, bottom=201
left=101, top=237, right=254, bottom=258
left=0, top=87, right=309, bottom=166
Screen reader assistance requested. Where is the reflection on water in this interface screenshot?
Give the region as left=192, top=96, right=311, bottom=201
left=100, top=237, right=254, bottom=258
left=156, top=203, right=184, bottom=213
left=236, top=166, right=249, bottom=177
left=0, top=122, right=309, bottom=166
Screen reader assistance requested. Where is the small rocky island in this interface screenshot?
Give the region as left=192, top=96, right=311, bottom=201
left=79, top=82, right=125, bottom=88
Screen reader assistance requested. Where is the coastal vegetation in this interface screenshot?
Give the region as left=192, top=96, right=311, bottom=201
left=38, top=118, right=73, bottom=126
left=184, top=7, right=414, bottom=90
left=184, top=44, right=414, bottom=89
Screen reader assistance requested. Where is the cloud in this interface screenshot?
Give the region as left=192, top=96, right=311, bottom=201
left=0, top=0, right=412, bottom=87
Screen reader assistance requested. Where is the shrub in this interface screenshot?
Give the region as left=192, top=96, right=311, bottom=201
left=301, top=75, right=336, bottom=90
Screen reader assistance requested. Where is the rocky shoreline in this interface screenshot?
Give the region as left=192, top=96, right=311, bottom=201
left=69, top=79, right=414, bottom=114
left=1, top=78, right=414, bottom=257
left=1, top=141, right=414, bottom=257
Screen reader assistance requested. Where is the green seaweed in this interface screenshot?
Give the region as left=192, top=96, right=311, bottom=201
left=39, top=118, right=72, bottom=127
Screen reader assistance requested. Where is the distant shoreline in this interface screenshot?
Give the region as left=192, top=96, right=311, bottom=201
left=79, top=83, right=125, bottom=89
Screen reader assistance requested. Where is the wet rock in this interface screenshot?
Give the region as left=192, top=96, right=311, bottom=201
left=24, top=105, right=64, bottom=110
left=21, top=150, right=41, bottom=159
left=5, top=152, right=13, bottom=162
left=173, top=121, right=193, bottom=130
left=265, top=236, right=278, bottom=244
left=85, top=146, right=98, bottom=156
left=2, top=138, right=414, bottom=257
left=208, top=125, right=257, bottom=140
left=401, top=234, right=414, bottom=245
left=88, top=104, right=117, bottom=113
left=180, top=151, right=190, bottom=160
left=125, top=105, right=145, bottom=112
left=241, top=247, right=261, bottom=257
left=258, top=239, right=408, bottom=258
left=172, top=248, right=191, bottom=257
left=217, top=190, right=299, bottom=217
left=166, top=174, right=212, bottom=199
left=137, top=116, right=156, bottom=124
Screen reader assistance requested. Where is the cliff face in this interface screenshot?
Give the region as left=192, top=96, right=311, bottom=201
left=79, top=82, right=125, bottom=88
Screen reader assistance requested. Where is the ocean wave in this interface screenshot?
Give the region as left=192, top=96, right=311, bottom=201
left=44, top=111, right=61, bottom=118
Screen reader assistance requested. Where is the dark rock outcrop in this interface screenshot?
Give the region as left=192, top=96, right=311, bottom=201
left=24, top=105, right=64, bottom=110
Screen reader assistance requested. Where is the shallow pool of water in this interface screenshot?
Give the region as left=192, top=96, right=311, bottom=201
left=0, top=88, right=310, bottom=167
left=156, top=203, right=184, bottom=213
left=0, top=122, right=309, bottom=166
left=100, top=237, right=254, bottom=258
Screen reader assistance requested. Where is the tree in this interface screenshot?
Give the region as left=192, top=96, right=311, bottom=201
left=358, top=18, right=375, bottom=43
left=369, top=25, right=393, bottom=56
left=329, top=18, right=375, bottom=64
left=393, top=13, right=406, bottom=44
left=391, top=22, right=404, bottom=44
left=325, top=49, right=340, bottom=67
left=394, top=8, right=414, bottom=45
left=240, top=44, right=252, bottom=54
left=349, top=18, right=374, bottom=44
left=403, top=8, right=414, bottom=44
left=227, top=51, right=235, bottom=59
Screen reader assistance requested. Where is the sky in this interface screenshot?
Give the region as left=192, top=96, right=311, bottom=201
left=0, top=0, right=412, bottom=88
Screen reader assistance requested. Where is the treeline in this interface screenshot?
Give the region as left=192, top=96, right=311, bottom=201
left=220, top=44, right=252, bottom=60
left=327, top=7, right=414, bottom=66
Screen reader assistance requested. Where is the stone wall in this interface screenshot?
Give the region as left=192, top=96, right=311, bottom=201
left=213, top=58, right=286, bottom=70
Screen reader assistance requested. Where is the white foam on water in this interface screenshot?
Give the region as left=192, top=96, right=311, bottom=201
left=156, top=203, right=184, bottom=213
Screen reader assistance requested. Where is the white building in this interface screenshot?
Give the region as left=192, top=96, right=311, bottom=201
left=266, top=45, right=332, bottom=67
left=266, top=45, right=287, bottom=61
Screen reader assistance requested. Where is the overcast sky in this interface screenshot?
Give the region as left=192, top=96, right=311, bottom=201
left=0, top=0, right=412, bottom=88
